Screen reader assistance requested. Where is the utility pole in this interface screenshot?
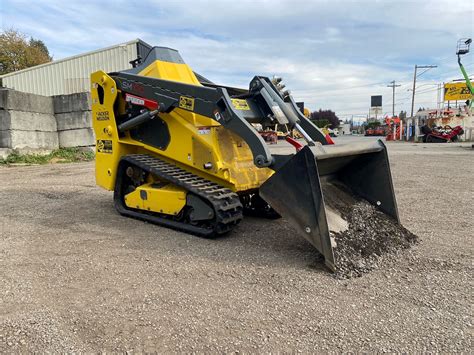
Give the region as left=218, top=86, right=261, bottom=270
left=410, top=64, right=437, bottom=143
left=410, top=65, right=437, bottom=118
left=387, top=80, right=401, bottom=117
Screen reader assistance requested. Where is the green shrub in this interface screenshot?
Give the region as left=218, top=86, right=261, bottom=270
left=0, top=147, right=95, bottom=165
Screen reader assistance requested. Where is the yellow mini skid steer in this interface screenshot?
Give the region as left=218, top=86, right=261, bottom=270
left=91, top=46, right=399, bottom=271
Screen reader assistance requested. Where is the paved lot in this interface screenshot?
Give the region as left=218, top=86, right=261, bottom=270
left=0, top=137, right=472, bottom=352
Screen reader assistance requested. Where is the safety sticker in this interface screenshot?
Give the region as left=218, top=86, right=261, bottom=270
left=125, top=93, right=159, bottom=110
left=97, top=140, right=113, bottom=154
left=213, top=110, right=222, bottom=121
left=125, top=94, right=145, bottom=106
left=179, top=96, right=195, bottom=111
left=198, top=127, right=211, bottom=135
left=231, top=98, right=250, bottom=110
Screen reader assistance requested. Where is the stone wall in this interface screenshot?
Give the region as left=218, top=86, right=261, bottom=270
left=0, top=88, right=94, bottom=152
left=54, top=93, right=94, bottom=148
left=0, top=89, right=59, bottom=151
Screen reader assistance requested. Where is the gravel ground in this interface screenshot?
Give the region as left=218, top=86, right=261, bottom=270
left=0, top=138, right=472, bottom=352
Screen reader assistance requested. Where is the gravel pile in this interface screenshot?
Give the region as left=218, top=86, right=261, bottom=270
left=323, top=182, right=419, bottom=279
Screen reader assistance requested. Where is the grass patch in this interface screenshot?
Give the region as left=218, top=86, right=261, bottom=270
left=0, top=147, right=95, bottom=165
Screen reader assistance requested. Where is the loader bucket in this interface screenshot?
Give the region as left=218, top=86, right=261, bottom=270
left=259, top=140, right=398, bottom=271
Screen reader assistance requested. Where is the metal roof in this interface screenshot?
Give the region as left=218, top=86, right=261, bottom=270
left=0, top=39, right=152, bottom=96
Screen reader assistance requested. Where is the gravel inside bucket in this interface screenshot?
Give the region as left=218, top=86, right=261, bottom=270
left=322, top=182, right=419, bottom=279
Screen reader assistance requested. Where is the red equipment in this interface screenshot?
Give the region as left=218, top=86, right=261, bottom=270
left=285, top=136, right=304, bottom=151
left=365, top=127, right=386, bottom=136
left=421, top=125, right=464, bottom=143
left=385, top=117, right=403, bottom=141
left=259, top=131, right=278, bottom=144
left=325, top=133, right=335, bottom=145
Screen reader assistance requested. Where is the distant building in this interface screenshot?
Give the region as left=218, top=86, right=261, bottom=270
left=0, top=39, right=153, bottom=96
left=341, top=123, right=352, bottom=135
left=415, top=109, right=431, bottom=126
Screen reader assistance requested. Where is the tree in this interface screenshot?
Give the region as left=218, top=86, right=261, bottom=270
left=366, top=121, right=381, bottom=129
left=0, top=29, right=52, bottom=75
left=310, top=109, right=340, bottom=128
left=29, top=38, right=51, bottom=59
left=311, top=119, right=330, bottom=128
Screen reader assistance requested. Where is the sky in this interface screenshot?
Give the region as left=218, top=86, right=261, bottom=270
left=1, top=0, right=473, bottom=120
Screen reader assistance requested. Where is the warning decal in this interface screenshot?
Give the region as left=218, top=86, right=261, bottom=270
left=97, top=140, right=113, bottom=154
left=231, top=98, right=250, bottom=110
left=198, top=127, right=211, bottom=135
left=179, top=96, right=195, bottom=111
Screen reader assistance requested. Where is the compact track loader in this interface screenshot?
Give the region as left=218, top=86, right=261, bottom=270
left=91, top=46, right=399, bottom=271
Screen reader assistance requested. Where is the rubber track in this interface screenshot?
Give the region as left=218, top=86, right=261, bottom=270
left=120, top=154, right=243, bottom=236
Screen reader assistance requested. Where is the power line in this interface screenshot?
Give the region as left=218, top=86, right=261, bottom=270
left=434, top=55, right=458, bottom=63
left=387, top=80, right=401, bottom=116
left=296, top=58, right=473, bottom=108
left=292, top=81, right=387, bottom=94
left=416, top=68, right=434, bottom=77
left=320, top=83, right=437, bottom=107
left=343, top=63, right=471, bottom=114
left=414, top=87, right=439, bottom=95
left=444, top=63, right=474, bottom=81
left=428, top=63, right=474, bottom=79
left=304, top=60, right=472, bottom=115
left=410, top=64, right=437, bottom=117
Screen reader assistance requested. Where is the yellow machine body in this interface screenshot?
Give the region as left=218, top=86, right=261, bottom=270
left=124, top=182, right=186, bottom=215
left=137, top=60, right=201, bottom=85
left=91, top=62, right=273, bottom=200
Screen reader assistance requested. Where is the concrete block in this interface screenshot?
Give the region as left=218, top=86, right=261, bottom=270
left=0, top=90, right=5, bottom=109
left=0, top=130, right=59, bottom=149
left=53, top=92, right=91, bottom=113
left=0, top=88, right=54, bottom=114
left=0, top=148, right=12, bottom=159
left=56, top=111, right=92, bottom=131
left=0, top=110, right=57, bottom=131
left=59, top=128, right=95, bottom=147
left=0, top=130, right=11, bottom=148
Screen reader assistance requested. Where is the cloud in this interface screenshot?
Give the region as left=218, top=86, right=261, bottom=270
left=2, top=0, right=473, bottom=117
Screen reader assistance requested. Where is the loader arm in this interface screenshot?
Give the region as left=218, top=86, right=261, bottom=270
left=111, top=72, right=327, bottom=169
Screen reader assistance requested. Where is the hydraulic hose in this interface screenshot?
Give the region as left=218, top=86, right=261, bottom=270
left=118, top=109, right=159, bottom=132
